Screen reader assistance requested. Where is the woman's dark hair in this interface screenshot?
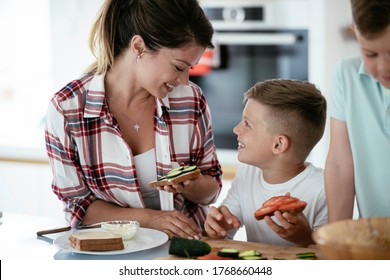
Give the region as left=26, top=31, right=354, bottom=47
left=87, top=0, right=214, bottom=74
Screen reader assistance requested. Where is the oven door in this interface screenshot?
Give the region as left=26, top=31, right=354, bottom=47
left=190, top=29, right=308, bottom=150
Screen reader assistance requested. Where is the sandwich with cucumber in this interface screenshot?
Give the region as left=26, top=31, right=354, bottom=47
left=149, top=165, right=201, bottom=187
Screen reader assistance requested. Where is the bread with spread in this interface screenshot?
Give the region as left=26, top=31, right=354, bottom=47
left=149, top=165, right=201, bottom=187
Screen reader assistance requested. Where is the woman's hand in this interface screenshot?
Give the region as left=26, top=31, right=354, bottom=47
left=156, top=174, right=219, bottom=205
left=156, top=176, right=202, bottom=194
left=83, top=200, right=202, bottom=240
left=204, top=206, right=241, bottom=239
left=264, top=211, right=313, bottom=247
left=146, top=210, right=202, bottom=240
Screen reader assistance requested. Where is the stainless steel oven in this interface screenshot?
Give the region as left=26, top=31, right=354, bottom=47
left=193, top=0, right=310, bottom=150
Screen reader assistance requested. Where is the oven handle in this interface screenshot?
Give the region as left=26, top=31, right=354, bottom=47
left=215, top=32, right=298, bottom=45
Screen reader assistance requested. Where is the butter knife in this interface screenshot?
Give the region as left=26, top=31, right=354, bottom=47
left=36, top=223, right=101, bottom=236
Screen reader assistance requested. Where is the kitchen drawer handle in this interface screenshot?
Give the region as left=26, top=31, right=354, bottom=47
left=215, top=32, right=297, bottom=45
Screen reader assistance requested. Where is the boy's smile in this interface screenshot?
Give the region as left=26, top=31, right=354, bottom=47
left=233, top=99, right=275, bottom=169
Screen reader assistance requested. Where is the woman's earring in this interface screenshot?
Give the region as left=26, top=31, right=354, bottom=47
left=137, top=51, right=144, bottom=59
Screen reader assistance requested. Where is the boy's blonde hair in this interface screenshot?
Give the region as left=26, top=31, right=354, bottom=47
left=244, top=79, right=327, bottom=161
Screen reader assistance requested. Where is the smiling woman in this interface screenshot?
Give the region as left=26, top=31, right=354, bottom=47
left=44, top=0, right=222, bottom=240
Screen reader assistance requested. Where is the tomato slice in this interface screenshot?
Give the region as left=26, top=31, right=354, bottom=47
left=262, top=195, right=298, bottom=207
left=255, top=195, right=307, bottom=220
left=279, top=201, right=307, bottom=212
left=254, top=205, right=278, bottom=220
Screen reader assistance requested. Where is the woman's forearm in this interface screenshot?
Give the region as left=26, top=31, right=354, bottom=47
left=82, top=199, right=156, bottom=227
left=181, top=175, right=220, bottom=205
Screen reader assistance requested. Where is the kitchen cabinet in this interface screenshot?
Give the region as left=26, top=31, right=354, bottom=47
left=0, top=160, right=64, bottom=220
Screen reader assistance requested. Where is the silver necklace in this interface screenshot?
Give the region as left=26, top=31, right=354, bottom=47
left=133, top=96, right=151, bottom=131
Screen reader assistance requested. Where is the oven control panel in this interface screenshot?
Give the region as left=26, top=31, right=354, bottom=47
left=199, top=0, right=309, bottom=30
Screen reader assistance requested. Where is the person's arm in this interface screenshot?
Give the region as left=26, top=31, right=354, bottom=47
left=45, top=100, right=96, bottom=228
left=83, top=200, right=202, bottom=239
left=325, top=118, right=355, bottom=222
left=162, top=174, right=219, bottom=205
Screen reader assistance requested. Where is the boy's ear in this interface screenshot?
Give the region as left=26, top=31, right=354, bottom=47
left=272, top=135, right=289, bottom=154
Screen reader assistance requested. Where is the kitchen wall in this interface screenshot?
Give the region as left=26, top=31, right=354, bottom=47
left=306, top=0, right=359, bottom=168
left=0, top=0, right=360, bottom=229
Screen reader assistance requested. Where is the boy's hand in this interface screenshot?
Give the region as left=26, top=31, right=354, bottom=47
left=264, top=211, right=313, bottom=247
left=204, top=206, right=241, bottom=239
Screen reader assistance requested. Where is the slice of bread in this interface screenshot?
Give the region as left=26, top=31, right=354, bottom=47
left=68, top=231, right=124, bottom=251
left=149, top=166, right=201, bottom=187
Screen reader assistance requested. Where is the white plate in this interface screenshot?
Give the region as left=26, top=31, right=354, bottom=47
left=53, top=228, right=168, bottom=255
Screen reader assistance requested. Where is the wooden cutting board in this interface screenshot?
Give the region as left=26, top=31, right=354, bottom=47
left=160, top=237, right=321, bottom=260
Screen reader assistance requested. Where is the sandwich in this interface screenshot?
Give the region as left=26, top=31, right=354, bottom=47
left=254, top=195, right=307, bottom=220
left=149, top=165, right=201, bottom=187
left=68, top=231, right=125, bottom=251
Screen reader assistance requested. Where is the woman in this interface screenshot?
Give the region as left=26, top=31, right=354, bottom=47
left=45, top=0, right=222, bottom=239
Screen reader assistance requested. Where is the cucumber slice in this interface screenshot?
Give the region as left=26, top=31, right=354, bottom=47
left=182, top=165, right=198, bottom=173
left=296, top=252, right=317, bottom=259
left=217, top=248, right=239, bottom=258
left=166, top=169, right=183, bottom=179
left=157, top=175, right=167, bottom=181
left=167, top=166, right=184, bottom=175
left=242, top=256, right=267, bottom=260
left=238, top=250, right=261, bottom=259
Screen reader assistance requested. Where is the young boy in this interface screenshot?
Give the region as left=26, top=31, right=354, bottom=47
left=205, top=79, right=328, bottom=247
left=325, top=0, right=390, bottom=221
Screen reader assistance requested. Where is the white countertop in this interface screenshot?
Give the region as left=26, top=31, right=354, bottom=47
left=0, top=212, right=170, bottom=260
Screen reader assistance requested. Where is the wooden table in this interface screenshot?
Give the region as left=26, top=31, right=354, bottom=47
left=160, top=237, right=321, bottom=260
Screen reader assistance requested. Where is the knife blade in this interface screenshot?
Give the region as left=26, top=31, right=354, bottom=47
left=36, top=223, right=101, bottom=236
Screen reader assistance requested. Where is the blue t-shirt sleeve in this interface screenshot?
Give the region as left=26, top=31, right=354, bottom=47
left=329, top=60, right=347, bottom=122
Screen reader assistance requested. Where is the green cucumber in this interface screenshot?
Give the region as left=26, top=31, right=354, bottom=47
left=217, top=248, right=239, bottom=258
left=169, top=236, right=211, bottom=258
left=296, top=252, right=317, bottom=260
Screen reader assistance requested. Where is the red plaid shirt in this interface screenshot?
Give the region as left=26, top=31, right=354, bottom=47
left=45, top=74, right=222, bottom=230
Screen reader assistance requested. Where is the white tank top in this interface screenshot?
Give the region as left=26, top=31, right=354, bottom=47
left=133, top=148, right=160, bottom=210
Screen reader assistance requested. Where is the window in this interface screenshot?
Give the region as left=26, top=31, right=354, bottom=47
left=0, top=0, right=102, bottom=150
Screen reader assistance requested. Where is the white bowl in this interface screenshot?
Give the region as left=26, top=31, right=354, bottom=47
left=101, top=220, right=140, bottom=240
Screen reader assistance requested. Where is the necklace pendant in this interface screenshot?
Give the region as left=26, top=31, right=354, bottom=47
left=134, top=123, right=140, bottom=131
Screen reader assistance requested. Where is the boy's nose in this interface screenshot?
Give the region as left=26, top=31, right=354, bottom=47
left=233, top=124, right=240, bottom=135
